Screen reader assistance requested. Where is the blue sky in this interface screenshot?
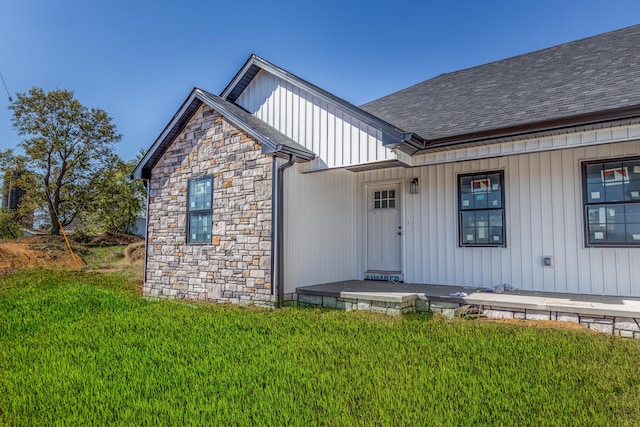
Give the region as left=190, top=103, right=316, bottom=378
left=1, top=0, right=639, bottom=162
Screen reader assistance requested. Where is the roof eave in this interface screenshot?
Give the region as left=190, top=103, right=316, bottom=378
left=132, top=87, right=316, bottom=180
left=414, top=104, right=640, bottom=154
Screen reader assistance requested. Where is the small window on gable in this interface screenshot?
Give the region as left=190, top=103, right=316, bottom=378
left=583, top=157, right=640, bottom=247
left=187, top=177, right=213, bottom=244
left=458, top=171, right=505, bottom=247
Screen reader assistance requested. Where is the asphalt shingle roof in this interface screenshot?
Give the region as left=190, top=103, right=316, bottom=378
left=360, top=25, right=640, bottom=142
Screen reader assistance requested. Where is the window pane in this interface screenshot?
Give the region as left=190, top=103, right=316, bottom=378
left=588, top=224, right=607, bottom=244
left=585, top=164, right=603, bottom=185
left=462, top=228, right=475, bottom=244
left=460, top=194, right=473, bottom=210
left=489, top=211, right=503, bottom=227
left=606, top=205, right=625, bottom=223
left=374, top=200, right=380, bottom=209
left=487, top=190, right=502, bottom=208
left=490, top=227, right=503, bottom=244
left=602, top=162, right=627, bottom=202
left=475, top=211, right=488, bottom=228
left=586, top=182, right=604, bottom=203
left=625, top=159, right=640, bottom=181
left=388, top=190, right=395, bottom=199
left=587, top=206, right=606, bottom=225
left=460, top=176, right=473, bottom=194
left=381, top=191, right=388, bottom=199
left=381, top=200, right=388, bottom=208
left=388, top=200, right=395, bottom=208
left=626, top=204, right=640, bottom=223
left=628, top=182, right=640, bottom=200
left=461, top=211, right=475, bottom=227
left=473, top=192, right=487, bottom=209
left=189, top=178, right=212, bottom=211
left=189, top=212, right=212, bottom=243
left=604, top=182, right=625, bottom=202
left=606, top=223, right=626, bottom=243
left=487, top=173, right=502, bottom=191
left=626, top=223, right=640, bottom=243
left=476, top=226, right=489, bottom=244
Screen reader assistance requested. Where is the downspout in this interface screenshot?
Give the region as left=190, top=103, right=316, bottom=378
left=141, top=179, right=150, bottom=290
left=270, top=156, right=276, bottom=297
left=275, top=154, right=295, bottom=307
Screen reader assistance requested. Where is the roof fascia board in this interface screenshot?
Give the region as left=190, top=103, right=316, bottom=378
left=132, top=87, right=315, bottom=180
left=417, top=104, right=640, bottom=153
left=220, top=54, right=259, bottom=100
left=221, top=55, right=415, bottom=147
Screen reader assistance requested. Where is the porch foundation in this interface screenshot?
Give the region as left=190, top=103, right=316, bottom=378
left=297, top=281, right=640, bottom=338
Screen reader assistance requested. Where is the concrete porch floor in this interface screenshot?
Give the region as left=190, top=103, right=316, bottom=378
left=297, top=280, right=640, bottom=319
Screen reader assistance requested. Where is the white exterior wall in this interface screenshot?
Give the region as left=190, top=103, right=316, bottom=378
left=282, top=165, right=358, bottom=292
left=356, top=138, right=640, bottom=296
left=236, top=70, right=396, bottom=171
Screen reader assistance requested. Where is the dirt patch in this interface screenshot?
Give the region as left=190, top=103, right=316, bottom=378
left=0, top=236, right=87, bottom=271
left=124, top=241, right=145, bottom=262
left=88, top=233, right=144, bottom=247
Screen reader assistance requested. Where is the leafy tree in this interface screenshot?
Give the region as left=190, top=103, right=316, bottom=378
left=9, top=87, right=121, bottom=235
left=0, top=210, right=22, bottom=239
left=86, top=157, right=146, bottom=234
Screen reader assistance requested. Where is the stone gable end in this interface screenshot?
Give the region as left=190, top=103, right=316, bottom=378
left=145, top=104, right=274, bottom=305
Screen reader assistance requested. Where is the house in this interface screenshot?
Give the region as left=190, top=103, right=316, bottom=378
left=133, top=25, right=640, bottom=307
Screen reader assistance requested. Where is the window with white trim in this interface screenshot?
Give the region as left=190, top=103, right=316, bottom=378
left=583, top=157, right=640, bottom=247
left=458, top=171, right=505, bottom=247
left=187, top=177, right=213, bottom=244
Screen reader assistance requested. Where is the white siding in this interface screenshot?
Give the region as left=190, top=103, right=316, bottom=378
left=283, top=165, right=357, bottom=292
left=353, top=139, right=640, bottom=296
left=237, top=70, right=395, bottom=171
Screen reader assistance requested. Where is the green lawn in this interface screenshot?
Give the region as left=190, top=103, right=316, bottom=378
left=1, top=270, right=639, bottom=426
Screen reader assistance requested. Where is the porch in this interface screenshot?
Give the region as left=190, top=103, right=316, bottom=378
left=296, top=281, right=640, bottom=337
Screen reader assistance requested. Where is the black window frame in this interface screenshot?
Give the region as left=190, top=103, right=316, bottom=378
left=187, top=176, right=213, bottom=245
left=582, top=156, right=640, bottom=248
left=458, top=170, right=506, bottom=247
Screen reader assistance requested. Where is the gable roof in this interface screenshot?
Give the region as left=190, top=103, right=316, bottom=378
left=221, top=54, right=425, bottom=153
left=361, top=24, right=640, bottom=152
left=132, top=88, right=315, bottom=180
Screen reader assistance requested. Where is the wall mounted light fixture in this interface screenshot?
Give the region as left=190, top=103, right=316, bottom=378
left=409, top=177, right=419, bottom=194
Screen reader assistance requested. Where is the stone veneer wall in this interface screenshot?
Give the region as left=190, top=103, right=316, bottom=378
left=145, top=104, right=274, bottom=306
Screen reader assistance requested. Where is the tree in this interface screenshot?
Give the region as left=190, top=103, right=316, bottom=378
left=86, top=157, right=146, bottom=234
left=0, top=210, right=22, bottom=239
left=9, top=87, right=121, bottom=235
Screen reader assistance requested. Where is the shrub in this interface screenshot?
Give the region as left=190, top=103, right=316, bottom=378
left=0, top=210, right=22, bottom=239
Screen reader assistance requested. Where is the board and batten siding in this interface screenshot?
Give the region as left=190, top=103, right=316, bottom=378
left=356, top=139, right=640, bottom=297
left=236, top=70, right=395, bottom=171
left=282, top=164, right=358, bottom=293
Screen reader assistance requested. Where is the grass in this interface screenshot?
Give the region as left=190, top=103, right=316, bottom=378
left=1, top=270, right=640, bottom=426
left=81, top=244, right=143, bottom=282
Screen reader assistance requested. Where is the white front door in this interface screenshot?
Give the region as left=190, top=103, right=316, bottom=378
left=366, top=184, right=402, bottom=272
